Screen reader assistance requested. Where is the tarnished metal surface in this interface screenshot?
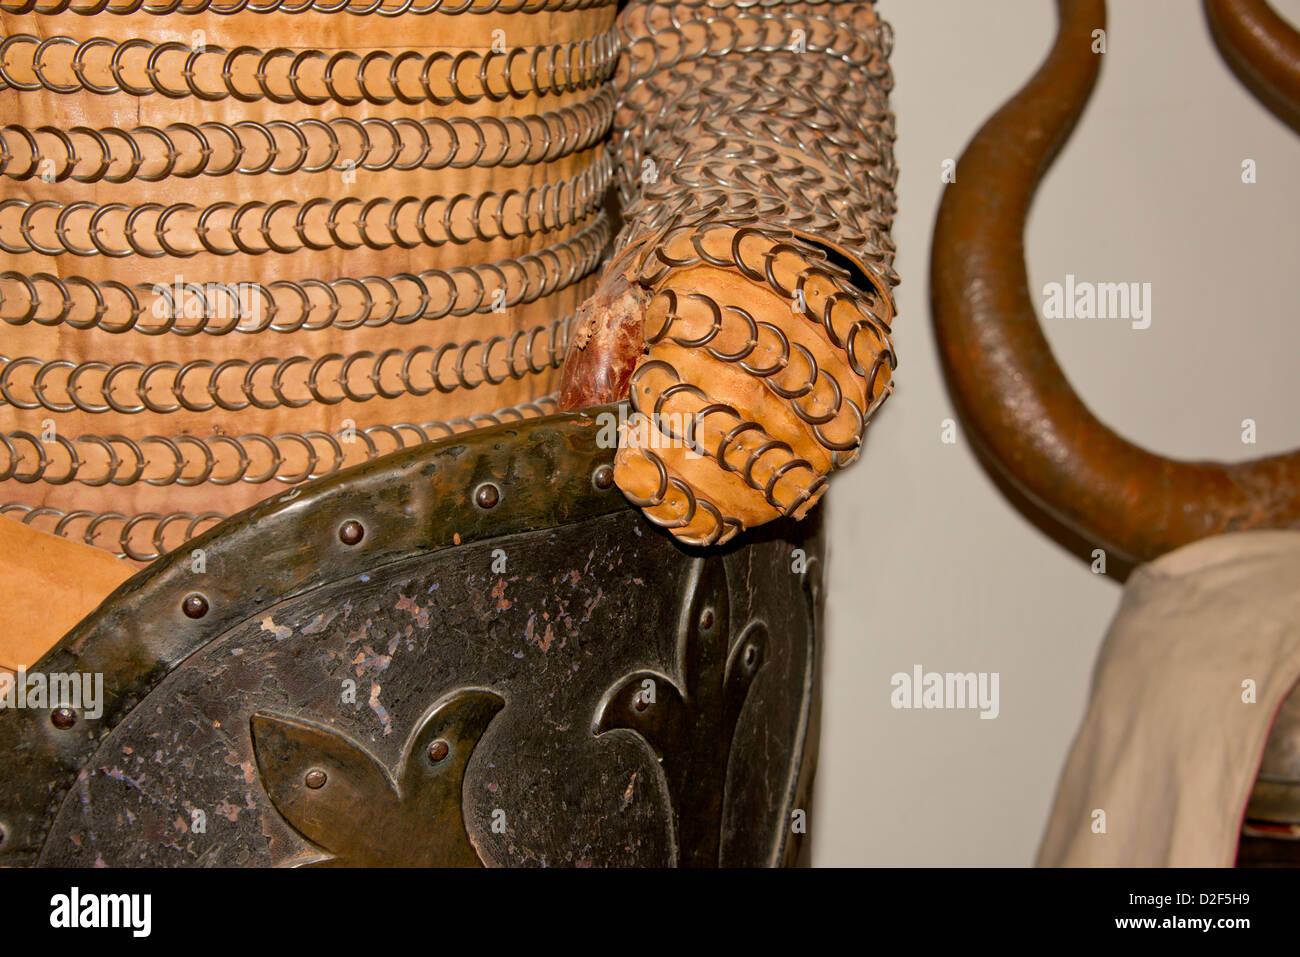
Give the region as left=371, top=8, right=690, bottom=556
left=930, top=0, right=1300, bottom=867
left=1206, top=0, right=1300, bottom=133
left=0, top=405, right=823, bottom=867
left=930, top=0, right=1300, bottom=568
left=249, top=692, right=505, bottom=868
left=596, top=556, right=770, bottom=867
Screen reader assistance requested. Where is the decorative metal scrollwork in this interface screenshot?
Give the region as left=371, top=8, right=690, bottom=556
left=597, top=557, right=769, bottom=866
left=250, top=691, right=504, bottom=868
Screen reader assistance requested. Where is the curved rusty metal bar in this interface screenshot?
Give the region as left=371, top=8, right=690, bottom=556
left=931, top=0, right=1300, bottom=567
left=1206, top=0, right=1300, bottom=132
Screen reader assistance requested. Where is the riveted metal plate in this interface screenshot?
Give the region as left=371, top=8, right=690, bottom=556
left=0, top=406, right=824, bottom=867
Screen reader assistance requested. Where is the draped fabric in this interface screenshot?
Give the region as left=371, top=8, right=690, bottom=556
left=1039, top=530, right=1300, bottom=866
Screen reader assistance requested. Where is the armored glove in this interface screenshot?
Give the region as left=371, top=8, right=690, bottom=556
left=560, top=0, right=899, bottom=545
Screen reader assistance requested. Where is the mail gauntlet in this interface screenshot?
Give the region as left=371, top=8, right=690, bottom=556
left=560, top=0, right=899, bottom=545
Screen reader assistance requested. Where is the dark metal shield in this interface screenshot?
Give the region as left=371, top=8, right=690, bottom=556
left=0, top=405, right=824, bottom=867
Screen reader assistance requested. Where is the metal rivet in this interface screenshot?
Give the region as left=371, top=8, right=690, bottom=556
left=744, top=645, right=757, bottom=668
left=475, top=483, right=500, bottom=509
left=0, top=824, right=6, bottom=845
left=427, top=740, right=450, bottom=763
left=634, top=694, right=650, bottom=712
left=339, top=520, right=364, bottom=545
left=182, top=593, right=208, bottom=619
left=700, top=608, right=714, bottom=629
left=304, top=769, right=327, bottom=789
left=51, top=707, right=76, bottom=730
left=593, top=464, right=614, bottom=489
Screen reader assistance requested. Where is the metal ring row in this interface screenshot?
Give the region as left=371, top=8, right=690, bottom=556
left=0, top=31, right=620, bottom=104
left=615, top=25, right=892, bottom=126
left=0, top=505, right=224, bottom=564
left=622, top=188, right=895, bottom=295
left=618, top=52, right=895, bottom=182
left=622, top=175, right=894, bottom=284
left=625, top=45, right=891, bottom=116
left=612, top=11, right=897, bottom=286
left=0, top=0, right=611, bottom=15
left=0, top=394, right=560, bottom=562
left=0, top=212, right=609, bottom=335
left=646, top=161, right=892, bottom=260
left=643, top=380, right=830, bottom=514
left=619, top=11, right=888, bottom=84
left=616, top=444, right=743, bottom=547
left=636, top=182, right=894, bottom=287
left=645, top=75, right=891, bottom=170
left=626, top=109, right=887, bottom=197
left=642, top=288, right=859, bottom=438
left=0, top=389, right=567, bottom=486
left=628, top=0, right=881, bottom=18
left=638, top=169, right=873, bottom=259
left=623, top=2, right=891, bottom=61
left=0, top=90, right=615, bottom=183
left=619, top=365, right=836, bottom=546
left=619, top=34, right=883, bottom=111
left=642, top=63, right=894, bottom=168
left=616, top=57, right=893, bottom=202
left=0, top=315, right=571, bottom=414
left=633, top=221, right=895, bottom=377
left=632, top=298, right=871, bottom=474
left=617, top=196, right=894, bottom=297
left=0, top=153, right=612, bottom=256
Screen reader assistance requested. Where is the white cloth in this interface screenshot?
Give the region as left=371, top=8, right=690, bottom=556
left=1037, top=530, right=1300, bottom=866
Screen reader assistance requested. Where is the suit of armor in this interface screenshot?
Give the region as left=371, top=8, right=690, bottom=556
left=0, top=0, right=895, bottom=867
left=0, top=0, right=623, bottom=560
left=0, top=0, right=896, bottom=653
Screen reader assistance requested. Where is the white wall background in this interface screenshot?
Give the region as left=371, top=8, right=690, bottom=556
left=812, top=0, right=1300, bottom=866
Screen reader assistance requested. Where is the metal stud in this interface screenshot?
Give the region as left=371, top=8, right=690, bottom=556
left=51, top=707, right=76, bottom=730
left=339, top=519, right=364, bottom=545
left=593, top=464, right=614, bottom=489
left=700, top=608, right=715, bottom=629
left=304, top=769, right=327, bottom=789
left=182, top=593, right=209, bottom=619
left=427, top=740, right=450, bottom=763
left=475, top=483, right=500, bottom=509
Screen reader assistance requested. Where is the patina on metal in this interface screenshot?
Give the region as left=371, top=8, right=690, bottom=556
left=250, top=691, right=505, bottom=868
left=931, top=0, right=1300, bottom=571
left=596, top=557, right=770, bottom=867
left=1206, top=0, right=1300, bottom=133
left=0, top=405, right=824, bottom=867
left=931, top=0, right=1300, bottom=867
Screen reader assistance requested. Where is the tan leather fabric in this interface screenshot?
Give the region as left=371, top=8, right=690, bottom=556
left=0, top=518, right=131, bottom=670
left=1, top=2, right=897, bottom=657
left=0, top=2, right=615, bottom=666
left=0, top=3, right=614, bottom=555
left=1037, top=530, right=1300, bottom=866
